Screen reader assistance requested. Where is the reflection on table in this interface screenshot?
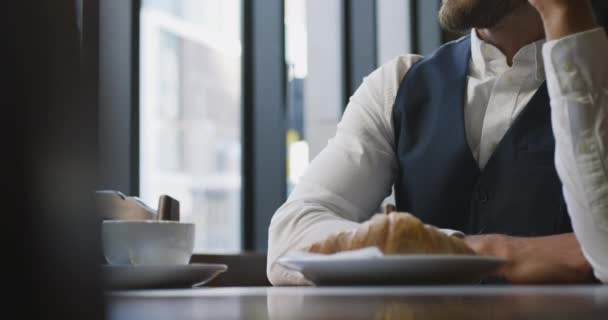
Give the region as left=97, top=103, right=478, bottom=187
left=107, top=286, right=608, bottom=320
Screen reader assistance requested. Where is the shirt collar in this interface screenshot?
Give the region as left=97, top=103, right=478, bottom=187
left=470, top=29, right=546, bottom=81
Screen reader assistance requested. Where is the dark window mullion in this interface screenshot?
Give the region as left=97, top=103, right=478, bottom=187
left=98, top=0, right=139, bottom=195
left=242, top=0, right=287, bottom=251
left=343, top=0, right=378, bottom=107
left=413, top=0, right=442, bottom=55
left=409, top=0, right=419, bottom=54
left=131, top=0, right=141, bottom=196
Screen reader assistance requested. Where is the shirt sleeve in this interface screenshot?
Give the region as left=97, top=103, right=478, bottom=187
left=544, top=28, right=608, bottom=283
left=266, top=55, right=421, bottom=286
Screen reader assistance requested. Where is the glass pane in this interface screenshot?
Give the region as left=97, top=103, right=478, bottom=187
left=376, top=0, right=412, bottom=66
left=285, top=0, right=344, bottom=193
left=140, top=0, right=242, bottom=253
left=285, top=0, right=308, bottom=193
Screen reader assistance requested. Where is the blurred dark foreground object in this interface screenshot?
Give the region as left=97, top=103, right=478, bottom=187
left=8, top=0, right=104, bottom=319
left=592, top=0, right=608, bottom=30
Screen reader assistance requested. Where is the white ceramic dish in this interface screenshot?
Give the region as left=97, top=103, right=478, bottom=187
left=278, top=254, right=506, bottom=286
left=103, top=263, right=228, bottom=289
left=102, top=220, right=195, bottom=265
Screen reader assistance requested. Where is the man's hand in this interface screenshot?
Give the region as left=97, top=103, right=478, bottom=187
left=465, top=233, right=595, bottom=284
left=527, top=0, right=597, bottom=40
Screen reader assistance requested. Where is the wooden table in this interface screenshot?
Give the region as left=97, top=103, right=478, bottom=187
left=107, top=286, right=608, bottom=320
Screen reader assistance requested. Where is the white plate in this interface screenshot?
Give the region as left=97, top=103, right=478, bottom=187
left=278, top=255, right=505, bottom=286
left=103, top=263, right=228, bottom=290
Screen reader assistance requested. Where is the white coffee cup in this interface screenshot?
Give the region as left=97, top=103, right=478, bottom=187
left=102, top=220, right=195, bottom=265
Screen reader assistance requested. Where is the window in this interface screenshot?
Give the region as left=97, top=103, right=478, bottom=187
left=103, top=0, right=396, bottom=252
left=376, top=0, right=413, bottom=65
left=139, top=0, right=242, bottom=253
left=284, top=0, right=416, bottom=208
left=284, top=0, right=345, bottom=193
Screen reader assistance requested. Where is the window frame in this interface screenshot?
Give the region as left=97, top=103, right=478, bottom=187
left=242, top=0, right=287, bottom=251
left=96, top=0, right=393, bottom=252
left=98, top=0, right=141, bottom=196
left=97, top=0, right=606, bottom=253
left=96, top=0, right=286, bottom=252
left=343, top=0, right=378, bottom=105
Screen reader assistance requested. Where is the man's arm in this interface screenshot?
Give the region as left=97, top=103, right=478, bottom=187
left=536, top=0, right=608, bottom=283
left=267, top=56, right=421, bottom=285
left=466, top=1, right=608, bottom=284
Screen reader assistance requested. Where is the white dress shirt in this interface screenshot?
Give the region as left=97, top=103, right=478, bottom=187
left=267, top=28, right=608, bottom=285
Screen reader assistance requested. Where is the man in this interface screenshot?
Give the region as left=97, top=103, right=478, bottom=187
left=268, top=0, right=608, bottom=285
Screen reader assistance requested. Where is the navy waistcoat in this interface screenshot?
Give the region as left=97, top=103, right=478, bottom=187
left=392, top=36, right=572, bottom=236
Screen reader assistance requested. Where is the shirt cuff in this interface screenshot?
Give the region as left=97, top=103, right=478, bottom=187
left=543, top=28, right=608, bottom=97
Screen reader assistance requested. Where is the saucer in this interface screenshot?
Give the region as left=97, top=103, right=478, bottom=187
left=103, top=263, right=228, bottom=290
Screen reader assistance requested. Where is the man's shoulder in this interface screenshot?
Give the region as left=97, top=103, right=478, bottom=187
left=352, top=54, right=425, bottom=138
left=363, top=54, right=425, bottom=96
left=376, top=54, right=425, bottom=83
left=370, top=34, right=470, bottom=90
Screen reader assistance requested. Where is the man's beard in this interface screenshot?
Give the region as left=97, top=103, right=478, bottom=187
left=439, top=0, right=528, bottom=33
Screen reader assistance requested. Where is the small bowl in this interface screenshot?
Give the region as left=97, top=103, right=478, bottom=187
left=102, top=220, right=195, bottom=266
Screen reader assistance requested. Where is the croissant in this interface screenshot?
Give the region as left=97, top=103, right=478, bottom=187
left=306, top=212, right=474, bottom=255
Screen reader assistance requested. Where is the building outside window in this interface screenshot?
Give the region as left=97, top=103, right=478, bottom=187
left=140, top=0, right=242, bottom=253
left=284, top=0, right=344, bottom=193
